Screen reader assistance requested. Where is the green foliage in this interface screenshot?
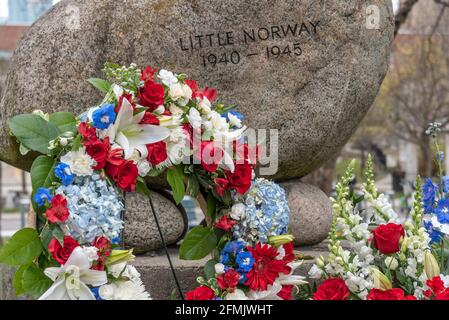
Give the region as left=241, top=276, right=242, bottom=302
left=204, top=259, right=218, bottom=280
left=21, top=264, right=52, bottom=298
left=8, top=114, right=60, bottom=155
left=206, top=193, right=217, bottom=220
left=87, top=78, right=112, bottom=93
left=363, top=154, right=378, bottom=198
left=136, top=177, right=151, bottom=197
left=13, top=264, right=28, bottom=296
left=30, top=155, right=57, bottom=190
left=0, top=228, right=43, bottom=266
left=179, top=226, right=218, bottom=260
left=167, top=166, right=186, bottom=205
left=48, top=112, right=77, bottom=134
left=186, top=175, right=199, bottom=197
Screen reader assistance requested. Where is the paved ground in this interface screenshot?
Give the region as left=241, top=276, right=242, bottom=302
left=0, top=213, right=24, bottom=238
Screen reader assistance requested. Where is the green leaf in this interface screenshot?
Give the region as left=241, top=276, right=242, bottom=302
left=0, top=228, right=43, bottom=266
left=49, top=112, right=77, bottom=134
left=186, top=175, right=199, bottom=197
left=167, top=166, right=186, bottom=205
left=30, top=155, right=56, bottom=190
left=206, top=193, right=217, bottom=220
left=204, top=259, right=217, bottom=280
left=136, top=177, right=151, bottom=197
left=13, top=264, right=29, bottom=296
left=179, top=226, right=218, bottom=260
left=22, top=264, right=52, bottom=298
left=8, top=114, right=60, bottom=155
left=71, top=134, right=82, bottom=151
left=87, top=78, right=111, bottom=93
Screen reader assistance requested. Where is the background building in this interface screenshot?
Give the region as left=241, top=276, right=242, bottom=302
left=6, top=0, right=52, bottom=25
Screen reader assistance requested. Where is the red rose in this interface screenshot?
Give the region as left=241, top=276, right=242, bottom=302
left=146, top=141, right=168, bottom=165
left=217, top=269, right=240, bottom=291
left=225, top=163, right=252, bottom=195
left=139, top=111, right=160, bottom=125
left=195, top=141, right=224, bottom=173
left=277, top=285, right=293, bottom=300
left=214, top=215, right=236, bottom=232
left=78, top=122, right=97, bottom=140
left=116, top=93, right=135, bottom=113
left=105, top=159, right=138, bottom=192
left=372, top=223, right=405, bottom=254
left=84, top=137, right=110, bottom=170
left=186, top=285, right=216, bottom=300
left=138, top=80, right=165, bottom=111
left=313, top=278, right=350, bottom=300
left=366, top=288, right=415, bottom=300
left=48, top=236, right=79, bottom=265
left=45, top=194, right=69, bottom=223
left=141, top=66, right=157, bottom=82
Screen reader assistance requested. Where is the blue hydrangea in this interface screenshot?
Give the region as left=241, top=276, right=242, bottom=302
left=236, top=251, right=254, bottom=273
left=423, top=178, right=436, bottom=213
left=424, top=220, right=443, bottom=245
left=56, top=174, right=124, bottom=244
left=33, top=187, right=53, bottom=207
left=54, top=162, right=74, bottom=186
left=435, top=199, right=449, bottom=224
left=232, top=178, right=290, bottom=244
left=92, top=104, right=116, bottom=130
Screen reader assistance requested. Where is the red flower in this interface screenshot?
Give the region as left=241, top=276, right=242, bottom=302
left=45, top=194, right=70, bottom=223
left=313, top=278, right=350, bottom=300
left=141, top=66, right=157, bottom=82
left=435, top=288, right=449, bottom=300
left=48, top=236, right=79, bottom=265
left=116, top=93, right=135, bottom=113
left=214, top=215, right=236, bottom=232
left=281, top=242, right=295, bottom=263
left=197, top=87, right=217, bottom=102
left=84, top=137, right=110, bottom=170
left=217, top=269, right=240, bottom=291
left=185, top=79, right=199, bottom=97
left=138, top=80, right=165, bottom=111
left=366, top=288, right=415, bottom=300
left=245, top=243, right=290, bottom=291
left=186, top=285, right=216, bottom=300
left=277, top=285, right=293, bottom=300
left=106, top=147, right=125, bottom=166
left=215, top=178, right=229, bottom=196
left=139, top=111, right=160, bottom=125
left=425, top=276, right=446, bottom=298
left=78, top=122, right=97, bottom=140
left=225, top=163, right=253, bottom=195
left=105, top=159, right=138, bottom=192
left=372, top=223, right=405, bottom=254
left=194, top=141, right=224, bottom=173
left=146, top=141, right=168, bottom=165
left=92, top=236, right=112, bottom=258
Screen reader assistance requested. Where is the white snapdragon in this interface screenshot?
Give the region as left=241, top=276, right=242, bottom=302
left=228, top=113, right=242, bottom=128
left=158, top=69, right=178, bottom=86
left=60, top=147, right=96, bottom=176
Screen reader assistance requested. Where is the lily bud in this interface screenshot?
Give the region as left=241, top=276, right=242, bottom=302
left=268, top=234, right=295, bottom=247
left=371, top=268, right=392, bottom=290
left=385, top=257, right=399, bottom=270
left=105, top=249, right=135, bottom=266
left=424, top=251, right=440, bottom=279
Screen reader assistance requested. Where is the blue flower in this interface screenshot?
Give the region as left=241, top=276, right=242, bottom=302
left=239, top=273, right=247, bottom=285
left=435, top=199, right=449, bottom=224
left=54, top=162, right=74, bottom=186
left=223, top=241, right=246, bottom=254
left=33, top=188, right=53, bottom=207
left=423, top=178, right=436, bottom=213
left=424, top=220, right=443, bottom=245
left=91, top=287, right=103, bottom=300
left=111, top=237, right=121, bottom=245
left=92, top=104, right=116, bottom=130
left=443, top=176, right=449, bottom=194
left=236, top=251, right=254, bottom=273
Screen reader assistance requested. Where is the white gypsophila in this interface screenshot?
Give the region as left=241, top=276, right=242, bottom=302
left=230, top=203, right=246, bottom=221
left=214, top=263, right=225, bottom=275
left=198, top=97, right=212, bottom=114
left=169, top=83, right=192, bottom=106
left=60, top=147, right=96, bottom=176
left=187, top=107, right=202, bottom=129
left=228, top=113, right=242, bottom=128
left=81, top=246, right=99, bottom=262
left=158, top=69, right=178, bottom=87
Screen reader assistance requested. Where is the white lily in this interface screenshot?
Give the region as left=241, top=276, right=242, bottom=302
left=277, top=261, right=308, bottom=286
left=106, top=99, right=170, bottom=159
left=246, top=281, right=283, bottom=300
left=39, top=247, right=108, bottom=300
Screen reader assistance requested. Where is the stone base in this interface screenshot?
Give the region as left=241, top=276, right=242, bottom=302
left=0, top=243, right=329, bottom=300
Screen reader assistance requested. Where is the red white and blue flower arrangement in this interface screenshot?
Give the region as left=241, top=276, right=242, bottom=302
left=0, top=63, right=301, bottom=300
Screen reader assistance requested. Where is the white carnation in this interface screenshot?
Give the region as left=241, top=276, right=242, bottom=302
left=60, top=147, right=96, bottom=176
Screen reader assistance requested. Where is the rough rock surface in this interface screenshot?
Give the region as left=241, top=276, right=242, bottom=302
left=123, top=191, right=187, bottom=254
left=0, top=0, right=393, bottom=181
left=281, top=181, right=333, bottom=246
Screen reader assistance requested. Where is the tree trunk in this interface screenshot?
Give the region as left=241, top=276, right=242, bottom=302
left=418, top=136, right=433, bottom=177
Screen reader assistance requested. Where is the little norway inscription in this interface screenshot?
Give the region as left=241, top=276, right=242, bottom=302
left=178, top=21, right=321, bottom=69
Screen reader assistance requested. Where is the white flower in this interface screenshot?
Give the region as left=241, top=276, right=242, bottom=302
left=225, top=289, right=249, bottom=300
left=39, top=247, right=108, bottom=300
left=153, top=105, right=165, bottom=115
left=214, top=263, right=225, bottom=274
left=276, top=246, right=286, bottom=260
left=137, top=159, right=151, bottom=176
left=107, top=261, right=127, bottom=279
left=441, top=274, right=449, bottom=287
left=169, top=83, right=192, bottom=106
left=169, top=104, right=184, bottom=116
left=158, top=69, right=178, bottom=86
left=208, top=111, right=228, bottom=132
left=277, top=261, right=307, bottom=286
left=106, top=99, right=170, bottom=159
left=198, top=97, right=212, bottom=114
left=81, top=246, right=99, bottom=262
left=187, top=107, right=202, bottom=129
left=113, top=279, right=151, bottom=300
left=228, top=113, right=242, bottom=128
left=230, top=203, right=246, bottom=221
left=99, top=284, right=115, bottom=300
left=247, top=281, right=283, bottom=300
left=308, top=264, right=324, bottom=279
left=60, top=147, right=96, bottom=176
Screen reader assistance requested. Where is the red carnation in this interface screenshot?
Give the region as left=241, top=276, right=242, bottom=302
left=48, top=236, right=79, bottom=265
left=366, top=288, right=416, bottom=300
left=277, top=285, right=293, bottom=300
left=45, top=194, right=69, bottom=223
left=139, top=111, right=160, bottom=125
left=78, top=122, right=97, bottom=140
left=217, top=269, right=240, bottom=291
left=116, top=93, right=135, bottom=113
left=105, top=159, right=138, bottom=192
left=313, top=278, right=350, bottom=300
left=146, top=141, right=168, bottom=165
left=138, top=80, right=165, bottom=111
left=84, top=137, right=110, bottom=170
left=186, top=285, right=216, bottom=300
left=372, top=223, right=405, bottom=254
left=245, top=243, right=290, bottom=291
left=214, top=215, right=236, bottom=233
left=194, top=141, right=224, bottom=173
left=141, top=66, right=157, bottom=82
left=225, top=163, right=252, bottom=195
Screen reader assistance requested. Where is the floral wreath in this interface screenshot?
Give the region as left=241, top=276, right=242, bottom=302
left=0, top=63, right=301, bottom=300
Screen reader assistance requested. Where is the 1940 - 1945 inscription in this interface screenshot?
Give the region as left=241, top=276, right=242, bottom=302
left=178, top=21, right=321, bottom=68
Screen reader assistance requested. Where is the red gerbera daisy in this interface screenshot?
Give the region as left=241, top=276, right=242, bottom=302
left=245, top=243, right=291, bottom=291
